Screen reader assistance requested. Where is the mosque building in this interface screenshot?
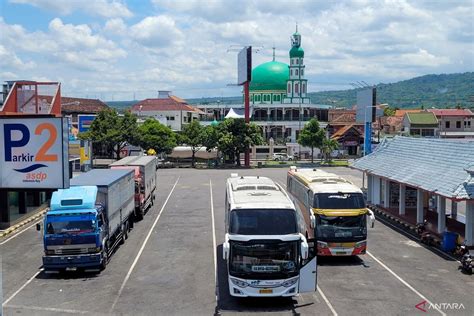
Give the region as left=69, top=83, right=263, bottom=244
left=198, top=28, right=330, bottom=145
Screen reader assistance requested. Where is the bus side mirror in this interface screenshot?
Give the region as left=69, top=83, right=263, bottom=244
left=368, top=209, right=375, bottom=228
left=223, top=241, right=230, bottom=260
left=36, top=223, right=41, bottom=231
left=300, top=236, right=309, bottom=260
left=310, top=213, right=316, bottom=229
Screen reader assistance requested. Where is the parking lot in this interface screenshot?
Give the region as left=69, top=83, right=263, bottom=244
left=1, top=167, right=473, bottom=315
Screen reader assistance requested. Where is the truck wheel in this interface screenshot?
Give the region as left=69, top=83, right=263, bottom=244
left=124, top=222, right=129, bottom=240
left=101, top=246, right=108, bottom=271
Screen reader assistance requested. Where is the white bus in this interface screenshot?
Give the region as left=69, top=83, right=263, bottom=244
left=223, top=174, right=317, bottom=297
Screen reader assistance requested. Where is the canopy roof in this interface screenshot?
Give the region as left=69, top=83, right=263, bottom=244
left=225, top=108, right=253, bottom=119
left=350, top=136, right=474, bottom=200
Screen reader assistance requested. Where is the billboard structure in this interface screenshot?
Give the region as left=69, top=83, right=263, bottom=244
left=237, top=46, right=252, bottom=85
left=236, top=46, right=252, bottom=167
left=356, top=88, right=376, bottom=156
left=0, top=117, right=69, bottom=189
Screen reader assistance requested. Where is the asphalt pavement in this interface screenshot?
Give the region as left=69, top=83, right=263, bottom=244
left=1, top=167, right=473, bottom=316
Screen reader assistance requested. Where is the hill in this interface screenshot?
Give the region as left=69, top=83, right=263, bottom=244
left=107, top=72, right=473, bottom=111
left=308, top=72, right=474, bottom=108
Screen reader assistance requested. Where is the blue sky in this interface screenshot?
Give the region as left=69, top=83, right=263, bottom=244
left=1, top=0, right=473, bottom=100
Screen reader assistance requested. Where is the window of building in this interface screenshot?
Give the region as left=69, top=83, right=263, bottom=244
left=273, top=94, right=280, bottom=102
left=295, top=83, right=299, bottom=94
left=456, top=121, right=461, bottom=128
left=296, top=59, right=299, bottom=65
left=445, top=121, right=450, bottom=128
left=250, top=94, right=253, bottom=101
left=301, top=69, right=304, bottom=76
left=295, top=69, right=299, bottom=76
left=166, top=116, right=175, bottom=121
left=302, top=83, right=306, bottom=93
left=287, top=83, right=291, bottom=93
left=290, top=69, right=293, bottom=76
left=291, top=59, right=293, bottom=65
left=255, top=94, right=261, bottom=102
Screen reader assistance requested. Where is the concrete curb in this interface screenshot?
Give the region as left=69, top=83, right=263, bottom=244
left=0, top=207, right=47, bottom=238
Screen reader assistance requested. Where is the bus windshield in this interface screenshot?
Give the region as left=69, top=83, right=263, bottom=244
left=229, top=209, right=297, bottom=235
left=316, top=215, right=367, bottom=241
left=314, top=193, right=365, bottom=209
left=229, top=240, right=299, bottom=279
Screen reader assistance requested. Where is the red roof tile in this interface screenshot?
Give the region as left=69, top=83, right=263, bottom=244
left=394, top=109, right=422, bottom=117
left=427, top=109, right=474, bottom=117
left=61, top=97, right=108, bottom=114
left=131, top=97, right=204, bottom=113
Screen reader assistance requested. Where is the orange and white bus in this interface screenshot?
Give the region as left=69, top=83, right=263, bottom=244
left=287, top=167, right=375, bottom=256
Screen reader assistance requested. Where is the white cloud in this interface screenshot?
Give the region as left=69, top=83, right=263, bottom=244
left=0, top=45, right=36, bottom=70
left=1, top=0, right=472, bottom=99
left=9, top=0, right=133, bottom=18
left=129, top=16, right=183, bottom=48
left=104, top=18, right=127, bottom=35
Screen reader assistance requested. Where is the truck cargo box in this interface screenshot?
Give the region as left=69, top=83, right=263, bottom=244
left=70, top=169, right=135, bottom=238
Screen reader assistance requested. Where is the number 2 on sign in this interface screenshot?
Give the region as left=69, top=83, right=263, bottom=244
left=35, top=123, right=58, bottom=161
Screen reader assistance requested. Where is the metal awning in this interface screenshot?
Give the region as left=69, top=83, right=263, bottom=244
left=350, top=136, right=474, bottom=200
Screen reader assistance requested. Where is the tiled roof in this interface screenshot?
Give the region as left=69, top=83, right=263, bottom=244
left=331, top=124, right=361, bottom=140
left=350, top=136, right=474, bottom=200
left=428, top=109, right=474, bottom=117
left=395, top=109, right=422, bottom=117
left=61, top=97, right=108, bottom=114
left=405, top=112, right=438, bottom=125
left=331, top=113, right=356, bottom=123
left=131, top=97, right=204, bottom=113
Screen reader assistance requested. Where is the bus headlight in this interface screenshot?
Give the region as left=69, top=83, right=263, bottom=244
left=281, top=277, right=298, bottom=287
left=230, top=278, right=249, bottom=288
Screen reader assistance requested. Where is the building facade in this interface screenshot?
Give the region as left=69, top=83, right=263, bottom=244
left=428, top=109, right=474, bottom=138
left=131, top=91, right=206, bottom=131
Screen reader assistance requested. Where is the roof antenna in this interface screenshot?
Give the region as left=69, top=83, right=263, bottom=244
left=272, top=44, right=276, bottom=61
left=296, top=22, right=298, bottom=33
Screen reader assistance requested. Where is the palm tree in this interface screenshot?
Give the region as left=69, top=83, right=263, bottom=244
left=322, top=138, right=339, bottom=162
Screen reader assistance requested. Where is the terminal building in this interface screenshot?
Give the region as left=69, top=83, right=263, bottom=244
left=351, top=136, right=474, bottom=247
left=197, top=29, right=330, bottom=145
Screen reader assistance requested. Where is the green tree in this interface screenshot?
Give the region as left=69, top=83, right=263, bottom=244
left=297, top=118, right=325, bottom=163
left=180, top=120, right=206, bottom=167
left=79, top=109, right=139, bottom=159
left=137, top=118, right=176, bottom=155
left=217, top=118, right=263, bottom=166
left=321, top=137, right=340, bottom=162
left=202, top=125, right=219, bottom=152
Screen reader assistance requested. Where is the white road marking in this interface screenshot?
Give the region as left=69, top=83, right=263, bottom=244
left=6, top=304, right=88, bottom=314
left=209, top=179, right=219, bottom=303
left=317, top=285, right=338, bottom=316
left=2, top=269, right=43, bottom=307
left=367, top=251, right=446, bottom=316
left=110, top=177, right=180, bottom=312
left=0, top=219, right=42, bottom=246
left=277, top=180, right=338, bottom=315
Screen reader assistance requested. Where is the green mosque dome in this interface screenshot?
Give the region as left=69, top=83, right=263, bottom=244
left=290, top=46, right=304, bottom=58
left=249, top=61, right=289, bottom=91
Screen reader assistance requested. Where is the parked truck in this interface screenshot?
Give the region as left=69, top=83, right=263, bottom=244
left=39, top=169, right=135, bottom=272
left=109, top=156, right=157, bottom=219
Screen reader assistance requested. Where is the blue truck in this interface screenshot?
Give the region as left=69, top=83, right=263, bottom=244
left=39, top=169, right=135, bottom=271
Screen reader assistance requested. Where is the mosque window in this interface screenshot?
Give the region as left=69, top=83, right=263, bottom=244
left=287, top=83, right=291, bottom=93
left=296, top=59, right=299, bottom=65
left=303, top=83, right=306, bottom=93
left=255, top=95, right=261, bottom=102
left=295, top=69, right=299, bottom=76
left=290, top=69, right=293, bottom=76
left=291, top=59, right=293, bottom=65
left=273, top=94, right=280, bottom=102
left=301, top=69, right=304, bottom=76
left=295, top=83, right=299, bottom=94
left=250, top=94, right=253, bottom=102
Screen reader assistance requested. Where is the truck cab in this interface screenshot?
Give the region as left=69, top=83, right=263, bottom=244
left=42, top=186, right=105, bottom=270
